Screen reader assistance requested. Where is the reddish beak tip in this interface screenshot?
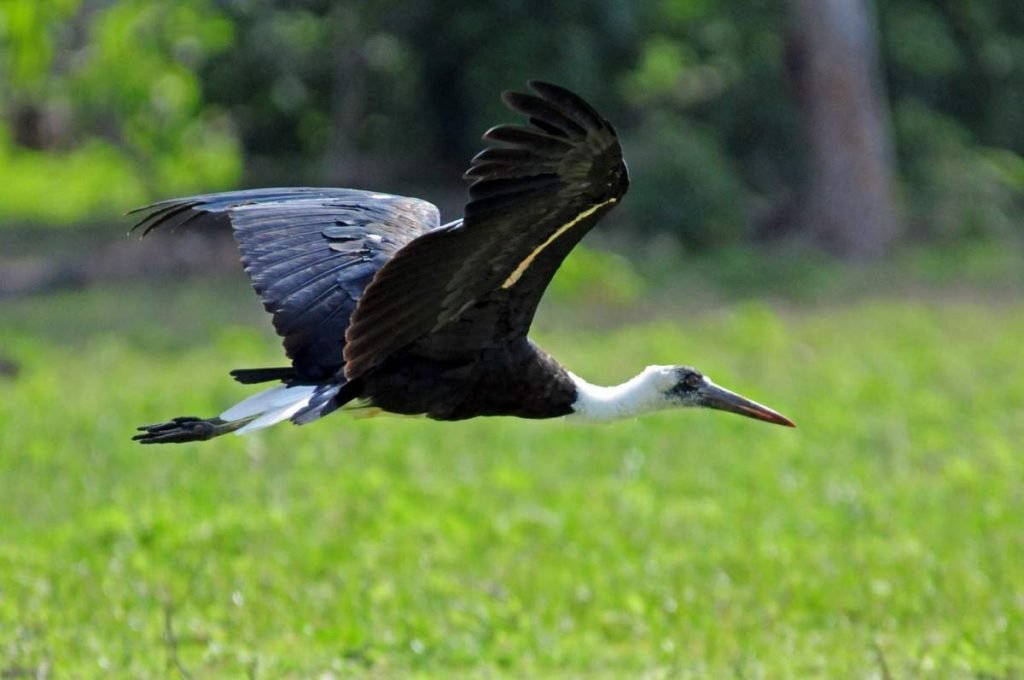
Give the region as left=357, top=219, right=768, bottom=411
left=744, top=405, right=796, bottom=428
left=699, top=381, right=796, bottom=429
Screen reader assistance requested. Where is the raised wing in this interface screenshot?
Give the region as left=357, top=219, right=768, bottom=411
left=131, top=188, right=439, bottom=380
left=344, top=81, right=628, bottom=378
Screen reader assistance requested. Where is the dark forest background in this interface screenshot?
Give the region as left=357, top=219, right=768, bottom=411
left=2, top=0, right=1024, bottom=263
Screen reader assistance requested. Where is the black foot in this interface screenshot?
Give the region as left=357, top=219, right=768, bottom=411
left=133, top=416, right=230, bottom=444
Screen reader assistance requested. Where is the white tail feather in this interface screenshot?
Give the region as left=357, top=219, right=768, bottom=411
left=235, top=399, right=310, bottom=434
left=220, top=385, right=317, bottom=435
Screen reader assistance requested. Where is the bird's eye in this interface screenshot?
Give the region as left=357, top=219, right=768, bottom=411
left=684, top=373, right=703, bottom=389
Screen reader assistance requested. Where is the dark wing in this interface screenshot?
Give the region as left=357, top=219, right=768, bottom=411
left=131, top=188, right=439, bottom=381
left=343, top=81, right=628, bottom=378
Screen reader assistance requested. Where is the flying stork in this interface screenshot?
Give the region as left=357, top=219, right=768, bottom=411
left=132, top=81, right=794, bottom=443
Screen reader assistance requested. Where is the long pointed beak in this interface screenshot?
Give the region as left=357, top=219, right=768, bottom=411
left=697, top=379, right=795, bottom=428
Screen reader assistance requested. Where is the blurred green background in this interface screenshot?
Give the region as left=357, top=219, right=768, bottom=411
left=4, top=0, right=1024, bottom=250
left=2, top=1, right=1023, bottom=677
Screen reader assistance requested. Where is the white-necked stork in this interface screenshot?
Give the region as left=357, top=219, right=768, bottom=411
left=132, top=81, right=794, bottom=443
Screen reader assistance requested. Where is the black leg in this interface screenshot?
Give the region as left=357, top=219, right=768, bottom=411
left=133, top=416, right=246, bottom=444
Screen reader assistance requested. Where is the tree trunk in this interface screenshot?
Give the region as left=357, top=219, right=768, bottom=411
left=788, top=0, right=900, bottom=260
left=322, top=5, right=367, bottom=186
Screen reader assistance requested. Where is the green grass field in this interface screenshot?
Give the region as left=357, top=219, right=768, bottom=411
left=1, top=274, right=1022, bottom=678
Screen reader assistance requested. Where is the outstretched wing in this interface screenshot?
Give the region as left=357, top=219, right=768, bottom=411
left=344, top=81, right=628, bottom=378
left=131, top=188, right=439, bottom=380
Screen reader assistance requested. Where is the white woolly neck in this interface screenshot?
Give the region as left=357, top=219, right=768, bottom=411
left=565, top=367, right=674, bottom=422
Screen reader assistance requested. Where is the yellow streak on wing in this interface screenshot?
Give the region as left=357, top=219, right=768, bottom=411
left=500, top=197, right=618, bottom=289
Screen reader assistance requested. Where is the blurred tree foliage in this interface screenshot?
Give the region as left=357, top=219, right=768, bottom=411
left=1, top=0, right=1022, bottom=251
left=0, top=0, right=239, bottom=222
left=882, top=1, right=1024, bottom=242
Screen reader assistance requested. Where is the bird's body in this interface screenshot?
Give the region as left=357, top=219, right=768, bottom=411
left=358, top=339, right=576, bottom=421
left=133, top=82, right=792, bottom=443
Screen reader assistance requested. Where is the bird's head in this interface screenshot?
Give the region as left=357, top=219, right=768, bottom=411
left=638, top=365, right=795, bottom=427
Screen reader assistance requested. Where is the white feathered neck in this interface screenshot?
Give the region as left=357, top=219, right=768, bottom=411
left=565, top=366, right=679, bottom=422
